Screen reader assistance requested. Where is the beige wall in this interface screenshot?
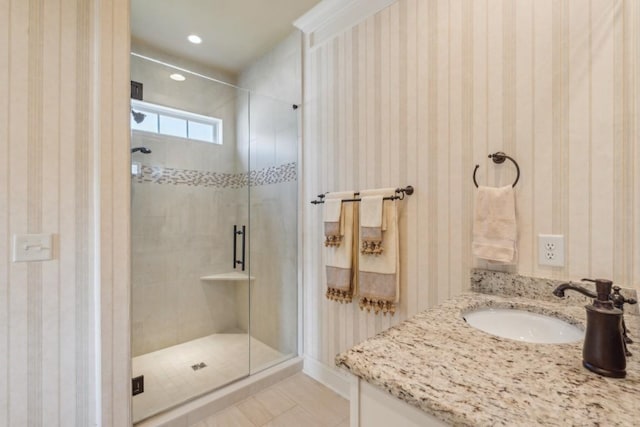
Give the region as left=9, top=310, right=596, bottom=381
left=239, top=31, right=303, bottom=106
left=1, top=0, right=131, bottom=426
left=302, top=0, right=640, bottom=368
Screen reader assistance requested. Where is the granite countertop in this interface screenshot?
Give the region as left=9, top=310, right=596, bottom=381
left=336, top=291, right=640, bottom=426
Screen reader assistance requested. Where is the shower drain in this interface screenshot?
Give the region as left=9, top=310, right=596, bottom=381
left=191, top=362, right=207, bottom=371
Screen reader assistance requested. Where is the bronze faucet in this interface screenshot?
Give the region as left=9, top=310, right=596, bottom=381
left=553, top=278, right=632, bottom=378
left=553, top=279, right=637, bottom=355
left=552, top=282, right=596, bottom=299
left=610, top=285, right=637, bottom=355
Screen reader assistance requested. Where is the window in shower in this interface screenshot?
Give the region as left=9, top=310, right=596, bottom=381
left=130, top=99, right=223, bottom=144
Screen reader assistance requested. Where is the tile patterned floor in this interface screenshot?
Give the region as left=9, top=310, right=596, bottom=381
left=132, top=333, right=290, bottom=423
left=190, top=373, right=349, bottom=427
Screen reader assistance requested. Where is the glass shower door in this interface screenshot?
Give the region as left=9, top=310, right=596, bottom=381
left=130, top=53, right=251, bottom=423
left=247, top=94, right=299, bottom=374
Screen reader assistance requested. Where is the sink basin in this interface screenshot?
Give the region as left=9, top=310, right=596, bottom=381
left=463, top=307, right=584, bottom=344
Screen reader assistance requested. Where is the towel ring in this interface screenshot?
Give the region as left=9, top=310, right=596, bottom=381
left=473, top=152, right=520, bottom=188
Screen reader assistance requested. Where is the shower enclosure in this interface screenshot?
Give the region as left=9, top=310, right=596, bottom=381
left=130, top=54, right=298, bottom=423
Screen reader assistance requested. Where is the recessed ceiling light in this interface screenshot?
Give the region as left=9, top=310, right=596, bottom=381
left=188, top=34, right=202, bottom=44
left=170, top=73, right=186, bottom=82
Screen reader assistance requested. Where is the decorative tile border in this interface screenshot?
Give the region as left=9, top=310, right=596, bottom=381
left=134, top=165, right=244, bottom=188
left=249, top=162, right=297, bottom=186
left=133, top=162, right=297, bottom=188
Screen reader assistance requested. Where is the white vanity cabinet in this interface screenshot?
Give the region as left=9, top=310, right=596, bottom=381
left=349, top=375, right=448, bottom=427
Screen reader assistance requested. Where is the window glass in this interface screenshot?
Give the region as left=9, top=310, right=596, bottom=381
left=159, top=115, right=187, bottom=138
left=131, top=100, right=222, bottom=144
left=188, top=121, right=214, bottom=143
left=131, top=110, right=158, bottom=133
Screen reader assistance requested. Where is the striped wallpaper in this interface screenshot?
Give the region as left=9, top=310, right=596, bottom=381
left=1, top=0, right=130, bottom=426
left=302, top=0, right=639, bottom=368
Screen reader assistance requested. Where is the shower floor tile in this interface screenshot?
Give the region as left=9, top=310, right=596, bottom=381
left=132, top=333, right=288, bottom=423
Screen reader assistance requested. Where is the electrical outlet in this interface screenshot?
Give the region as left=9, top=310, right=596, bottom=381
left=538, top=234, right=564, bottom=267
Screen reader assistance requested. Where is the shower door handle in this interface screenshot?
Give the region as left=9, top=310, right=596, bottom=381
left=233, top=225, right=238, bottom=269
left=240, top=225, right=246, bottom=271
left=233, top=225, right=246, bottom=271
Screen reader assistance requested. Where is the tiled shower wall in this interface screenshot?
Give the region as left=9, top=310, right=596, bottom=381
left=131, top=153, right=245, bottom=356
left=302, top=0, right=640, bottom=369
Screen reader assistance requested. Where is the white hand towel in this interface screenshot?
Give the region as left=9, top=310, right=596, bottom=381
left=325, top=191, right=358, bottom=303
left=323, top=197, right=343, bottom=222
left=472, top=185, right=517, bottom=263
left=360, top=195, right=384, bottom=255
left=358, top=188, right=399, bottom=315
left=323, top=197, right=344, bottom=247
left=360, top=195, right=383, bottom=227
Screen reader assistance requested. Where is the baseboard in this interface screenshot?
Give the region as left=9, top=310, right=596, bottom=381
left=302, top=355, right=351, bottom=400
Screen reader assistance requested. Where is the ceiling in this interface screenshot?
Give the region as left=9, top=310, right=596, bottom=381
left=131, top=0, right=322, bottom=74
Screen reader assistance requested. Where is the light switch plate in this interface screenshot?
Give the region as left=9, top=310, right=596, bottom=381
left=13, top=234, right=53, bottom=262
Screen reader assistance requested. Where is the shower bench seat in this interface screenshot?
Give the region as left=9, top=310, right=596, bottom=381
left=200, top=272, right=256, bottom=282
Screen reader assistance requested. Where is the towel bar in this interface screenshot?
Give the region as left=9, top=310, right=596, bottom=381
left=473, top=152, right=520, bottom=188
left=310, top=186, right=414, bottom=204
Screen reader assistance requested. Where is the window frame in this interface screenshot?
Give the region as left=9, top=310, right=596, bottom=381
left=130, top=99, right=223, bottom=145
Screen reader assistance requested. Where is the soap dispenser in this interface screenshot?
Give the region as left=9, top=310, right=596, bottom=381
left=582, top=278, right=627, bottom=378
